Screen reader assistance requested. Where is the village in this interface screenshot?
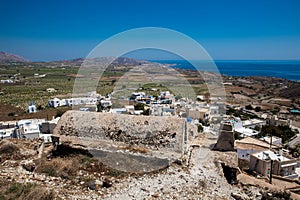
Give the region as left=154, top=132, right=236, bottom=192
left=1, top=84, right=300, bottom=187
left=1, top=60, right=300, bottom=198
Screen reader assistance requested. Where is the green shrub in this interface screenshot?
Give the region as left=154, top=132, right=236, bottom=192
left=197, top=124, right=203, bottom=133
left=41, top=166, right=57, bottom=177
left=8, top=112, right=15, bottom=116
left=6, top=183, right=36, bottom=198
left=245, top=105, right=253, bottom=110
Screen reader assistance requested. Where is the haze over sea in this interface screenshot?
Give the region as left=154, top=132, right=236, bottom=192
left=152, top=60, right=300, bottom=81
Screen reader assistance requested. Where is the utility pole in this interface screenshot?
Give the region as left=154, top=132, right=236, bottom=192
left=269, top=128, right=275, bottom=184
left=270, top=134, right=272, bottom=149
left=269, top=128, right=275, bottom=149
left=270, top=159, right=273, bottom=184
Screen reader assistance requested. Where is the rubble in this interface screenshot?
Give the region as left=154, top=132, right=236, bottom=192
left=0, top=120, right=299, bottom=199
left=103, top=127, right=177, bottom=149
left=21, top=159, right=35, bottom=172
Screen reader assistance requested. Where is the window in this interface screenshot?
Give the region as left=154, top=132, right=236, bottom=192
left=284, top=168, right=289, bottom=176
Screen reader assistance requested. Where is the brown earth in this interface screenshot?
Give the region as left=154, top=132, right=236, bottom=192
left=0, top=104, right=71, bottom=121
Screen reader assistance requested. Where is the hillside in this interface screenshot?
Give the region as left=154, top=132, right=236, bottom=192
left=52, top=57, right=149, bottom=67
left=0, top=52, right=29, bottom=63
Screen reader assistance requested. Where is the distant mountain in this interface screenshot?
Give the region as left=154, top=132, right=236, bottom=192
left=110, top=57, right=149, bottom=66
left=53, top=57, right=149, bottom=67
left=0, top=52, right=29, bottom=63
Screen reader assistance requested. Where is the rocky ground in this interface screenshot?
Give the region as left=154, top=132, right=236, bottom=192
left=0, top=132, right=297, bottom=200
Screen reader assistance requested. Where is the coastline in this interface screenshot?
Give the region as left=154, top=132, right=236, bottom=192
left=151, top=60, right=300, bottom=82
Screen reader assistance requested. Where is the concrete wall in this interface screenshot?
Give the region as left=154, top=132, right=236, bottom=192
left=250, top=155, right=297, bottom=177
left=273, top=160, right=297, bottom=177
left=249, top=155, right=271, bottom=176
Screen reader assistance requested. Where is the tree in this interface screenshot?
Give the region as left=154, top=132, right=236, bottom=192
left=259, top=125, right=297, bottom=144
left=197, top=124, right=203, bottom=133
left=234, top=131, right=241, bottom=140
left=290, top=144, right=300, bottom=158
left=134, top=103, right=145, bottom=111
left=199, top=118, right=209, bottom=126
left=55, top=109, right=66, bottom=118
left=245, top=105, right=253, bottom=110
left=143, top=108, right=150, bottom=116
left=8, top=112, right=15, bottom=116
left=175, top=95, right=182, bottom=101
left=37, top=105, right=43, bottom=110
left=254, top=106, right=261, bottom=112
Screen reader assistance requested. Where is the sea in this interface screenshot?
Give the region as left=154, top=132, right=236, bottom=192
left=151, top=60, right=300, bottom=81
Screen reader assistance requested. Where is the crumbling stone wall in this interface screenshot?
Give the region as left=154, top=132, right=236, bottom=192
left=54, top=111, right=193, bottom=154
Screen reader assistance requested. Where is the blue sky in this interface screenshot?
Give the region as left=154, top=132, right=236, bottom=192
left=1, top=0, right=300, bottom=61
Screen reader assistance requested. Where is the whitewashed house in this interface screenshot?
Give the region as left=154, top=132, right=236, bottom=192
left=100, top=100, right=112, bottom=107
left=28, top=102, right=37, bottom=113
left=243, top=119, right=266, bottom=129
left=48, top=98, right=61, bottom=108
left=0, top=125, right=15, bottom=139
left=235, top=137, right=278, bottom=161
left=262, top=136, right=282, bottom=146
left=18, top=119, right=45, bottom=140
left=49, top=97, right=97, bottom=108
left=232, top=118, right=259, bottom=137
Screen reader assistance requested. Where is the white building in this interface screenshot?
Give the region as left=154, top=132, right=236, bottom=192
left=210, top=106, right=219, bottom=115
left=235, top=137, right=278, bottom=161
left=18, top=119, right=45, bottom=140
left=49, top=97, right=97, bottom=108
left=100, top=100, right=112, bottom=107
left=233, top=118, right=259, bottom=137
left=0, top=128, right=14, bottom=139
left=243, top=119, right=266, bottom=129
left=262, top=136, right=282, bottom=146
left=288, top=134, right=300, bottom=148
left=230, top=118, right=259, bottom=138
left=249, top=150, right=297, bottom=178
left=48, top=98, right=61, bottom=108
left=0, top=79, right=13, bottom=83
left=28, top=102, right=37, bottom=113
left=110, top=108, right=127, bottom=114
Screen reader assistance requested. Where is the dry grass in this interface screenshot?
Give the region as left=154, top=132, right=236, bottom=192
left=0, top=179, right=55, bottom=200
left=0, top=142, right=19, bottom=154
left=0, top=141, right=21, bottom=161
left=35, top=143, right=129, bottom=180
left=35, top=157, right=79, bottom=179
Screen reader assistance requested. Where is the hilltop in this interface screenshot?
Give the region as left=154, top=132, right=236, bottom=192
left=0, top=52, right=29, bottom=63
